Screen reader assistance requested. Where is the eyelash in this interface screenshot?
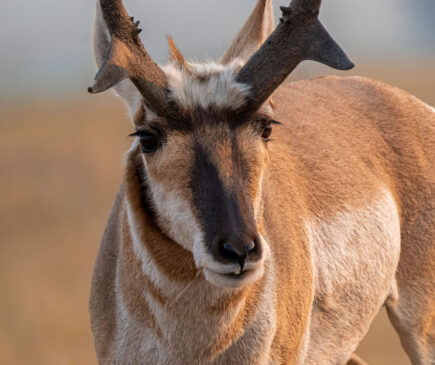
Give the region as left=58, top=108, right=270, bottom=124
left=129, top=130, right=151, bottom=138
left=259, top=119, right=280, bottom=142
left=129, top=129, right=162, bottom=153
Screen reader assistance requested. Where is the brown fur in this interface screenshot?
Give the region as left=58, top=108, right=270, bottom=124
left=125, top=151, right=198, bottom=282
left=90, top=1, right=434, bottom=364
left=119, top=216, right=165, bottom=340
left=91, top=76, right=434, bottom=364
left=204, top=274, right=266, bottom=359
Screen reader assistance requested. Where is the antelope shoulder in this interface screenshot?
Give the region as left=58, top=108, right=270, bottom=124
left=303, top=189, right=401, bottom=364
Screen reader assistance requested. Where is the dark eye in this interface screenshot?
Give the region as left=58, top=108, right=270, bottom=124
left=261, top=125, right=273, bottom=140
left=140, top=133, right=160, bottom=153
left=131, top=131, right=161, bottom=153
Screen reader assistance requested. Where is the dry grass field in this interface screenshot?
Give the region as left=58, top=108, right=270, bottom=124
left=1, top=64, right=433, bottom=364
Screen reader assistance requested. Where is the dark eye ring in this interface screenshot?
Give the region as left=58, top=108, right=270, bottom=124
left=130, top=131, right=161, bottom=153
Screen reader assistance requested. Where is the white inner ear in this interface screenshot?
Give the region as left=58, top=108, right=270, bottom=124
left=220, top=0, right=275, bottom=64
left=112, top=79, right=143, bottom=121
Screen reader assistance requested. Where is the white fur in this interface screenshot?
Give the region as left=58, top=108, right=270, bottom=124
left=193, top=234, right=270, bottom=289
left=162, top=60, right=250, bottom=110
left=100, top=59, right=252, bottom=122
left=114, top=270, right=163, bottom=364
left=143, top=165, right=203, bottom=252
left=113, top=79, right=143, bottom=120
left=303, top=189, right=401, bottom=365
left=126, top=201, right=186, bottom=296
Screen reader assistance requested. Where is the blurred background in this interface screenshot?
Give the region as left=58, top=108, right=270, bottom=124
left=0, top=0, right=433, bottom=364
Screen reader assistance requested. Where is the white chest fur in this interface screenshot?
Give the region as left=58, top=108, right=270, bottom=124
left=303, top=189, right=401, bottom=364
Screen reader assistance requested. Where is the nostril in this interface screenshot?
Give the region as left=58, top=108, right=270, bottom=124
left=220, top=240, right=256, bottom=262
left=222, top=242, right=239, bottom=256
left=243, top=241, right=256, bottom=256
left=220, top=242, right=241, bottom=262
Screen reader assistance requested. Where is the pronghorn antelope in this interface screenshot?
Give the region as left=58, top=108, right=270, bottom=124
left=88, top=0, right=435, bottom=364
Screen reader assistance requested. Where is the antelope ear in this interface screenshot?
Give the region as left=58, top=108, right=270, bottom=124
left=220, top=0, right=274, bottom=64
left=167, top=36, right=191, bottom=70
left=93, top=2, right=142, bottom=119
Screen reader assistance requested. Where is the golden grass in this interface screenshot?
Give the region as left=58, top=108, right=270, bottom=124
left=0, top=96, right=131, bottom=365
left=2, top=62, right=432, bottom=364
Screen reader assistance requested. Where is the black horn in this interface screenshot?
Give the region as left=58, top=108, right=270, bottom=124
left=236, top=0, right=354, bottom=109
left=89, top=0, right=169, bottom=116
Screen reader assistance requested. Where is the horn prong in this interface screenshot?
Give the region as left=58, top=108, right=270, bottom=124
left=279, top=6, right=291, bottom=14
left=88, top=38, right=131, bottom=94
left=236, top=0, right=353, bottom=110
left=90, top=0, right=169, bottom=116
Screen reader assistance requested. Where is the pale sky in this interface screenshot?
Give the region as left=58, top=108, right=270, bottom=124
left=0, top=0, right=434, bottom=100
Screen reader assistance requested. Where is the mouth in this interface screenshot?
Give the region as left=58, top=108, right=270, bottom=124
left=193, top=235, right=270, bottom=288
left=202, top=264, right=264, bottom=288
left=225, top=268, right=252, bottom=278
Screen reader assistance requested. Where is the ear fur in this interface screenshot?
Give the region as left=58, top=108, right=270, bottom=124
left=220, top=0, right=274, bottom=64
left=167, top=36, right=192, bottom=71
left=93, top=2, right=142, bottom=120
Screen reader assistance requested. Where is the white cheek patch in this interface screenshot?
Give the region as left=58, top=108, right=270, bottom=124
left=143, top=162, right=203, bottom=252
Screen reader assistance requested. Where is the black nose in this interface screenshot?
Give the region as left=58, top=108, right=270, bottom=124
left=212, top=232, right=261, bottom=268
left=222, top=241, right=255, bottom=260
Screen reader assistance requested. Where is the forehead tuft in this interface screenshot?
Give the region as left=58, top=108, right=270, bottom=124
left=162, top=60, right=250, bottom=111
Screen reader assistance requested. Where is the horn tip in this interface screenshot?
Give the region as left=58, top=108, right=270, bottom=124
left=88, top=83, right=102, bottom=94
left=345, top=61, right=355, bottom=70
left=336, top=59, right=355, bottom=71
left=88, top=82, right=104, bottom=94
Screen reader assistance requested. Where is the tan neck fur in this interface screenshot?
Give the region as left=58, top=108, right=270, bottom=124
left=116, top=150, right=278, bottom=364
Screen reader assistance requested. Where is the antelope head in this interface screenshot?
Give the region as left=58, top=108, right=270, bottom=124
left=89, top=0, right=353, bottom=288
